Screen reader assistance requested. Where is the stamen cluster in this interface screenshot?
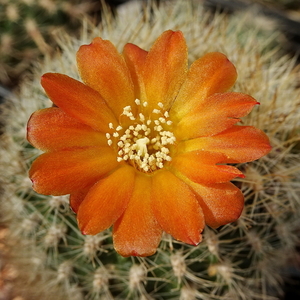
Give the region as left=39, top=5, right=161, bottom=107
left=106, top=99, right=176, bottom=173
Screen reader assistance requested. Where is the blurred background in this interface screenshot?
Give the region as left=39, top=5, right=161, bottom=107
left=0, top=0, right=300, bottom=94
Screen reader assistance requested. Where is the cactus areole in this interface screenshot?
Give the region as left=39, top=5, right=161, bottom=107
left=27, top=30, right=271, bottom=257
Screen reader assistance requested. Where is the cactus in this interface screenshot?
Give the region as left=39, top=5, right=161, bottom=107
left=0, top=0, right=103, bottom=87
left=1, top=1, right=300, bottom=299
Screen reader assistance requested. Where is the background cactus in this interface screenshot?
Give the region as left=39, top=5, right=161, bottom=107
left=1, top=1, right=300, bottom=299
left=0, top=0, right=107, bottom=87
left=1, top=0, right=300, bottom=88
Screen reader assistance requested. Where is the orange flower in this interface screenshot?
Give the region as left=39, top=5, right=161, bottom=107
left=27, top=30, right=271, bottom=257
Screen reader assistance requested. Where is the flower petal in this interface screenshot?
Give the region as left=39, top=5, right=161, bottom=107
left=174, top=92, right=258, bottom=140
left=27, top=107, right=107, bottom=151
left=171, top=151, right=245, bottom=184
left=123, top=43, right=147, bottom=102
left=41, top=73, right=117, bottom=132
left=187, top=180, right=244, bottom=228
left=29, top=147, right=119, bottom=196
left=152, top=170, right=204, bottom=245
left=170, top=52, right=237, bottom=118
left=143, top=30, right=188, bottom=111
left=70, top=187, right=92, bottom=214
left=113, top=174, right=162, bottom=257
left=178, top=126, right=271, bottom=163
left=76, top=37, right=135, bottom=116
left=77, top=166, right=135, bottom=235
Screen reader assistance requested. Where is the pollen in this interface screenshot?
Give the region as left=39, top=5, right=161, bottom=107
left=106, top=99, right=176, bottom=173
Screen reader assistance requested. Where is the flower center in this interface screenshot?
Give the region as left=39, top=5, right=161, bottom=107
left=106, top=99, right=176, bottom=173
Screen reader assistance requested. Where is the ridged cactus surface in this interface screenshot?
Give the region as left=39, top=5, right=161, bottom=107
left=1, top=1, right=300, bottom=299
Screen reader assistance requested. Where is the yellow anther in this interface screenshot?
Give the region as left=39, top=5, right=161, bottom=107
left=105, top=99, right=176, bottom=173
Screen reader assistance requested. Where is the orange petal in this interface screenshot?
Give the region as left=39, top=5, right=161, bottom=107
left=174, top=92, right=258, bottom=140
left=178, top=126, right=271, bottom=163
left=29, top=147, right=119, bottom=196
left=123, top=43, right=147, bottom=102
left=171, top=151, right=245, bottom=184
left=143, top=30, right=188, bottom=111
left=41, top=73, right=117, bottom=132
left=70, top=187, right=92, bottom=214
left=170, top=52, right=237, bottom=119
left=27, top=107, right=107, bottom=151
left=77, top=166, right=135, bottom=235
left=152, top=170, right=204, bottom=245
left=76, top=37, right=135, bottom=117
left=113, top=174, right=162, bottom=257
left=187, top=180, right=244, bottom=228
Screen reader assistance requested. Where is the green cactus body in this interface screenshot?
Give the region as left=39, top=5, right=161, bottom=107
left=1, top=1, right=300, bottom=299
